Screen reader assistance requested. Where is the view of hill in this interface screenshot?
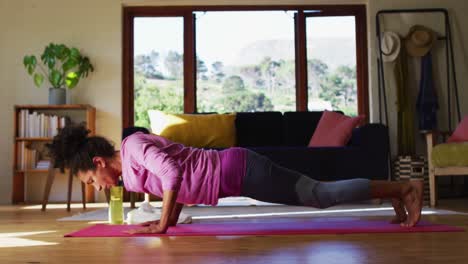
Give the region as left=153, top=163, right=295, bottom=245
left=233, top=38, right=356, bottom=69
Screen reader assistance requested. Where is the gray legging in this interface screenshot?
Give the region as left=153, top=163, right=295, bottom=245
left=240, top=150, right=371, bottom=209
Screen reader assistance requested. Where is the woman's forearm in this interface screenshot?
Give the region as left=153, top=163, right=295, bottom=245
left=159, top=189, right=179, bottom=231
left=169, top=202, right=184, bottom=225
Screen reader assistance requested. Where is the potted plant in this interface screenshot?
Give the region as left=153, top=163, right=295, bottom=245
left=23, top=43, right=94, bottom=105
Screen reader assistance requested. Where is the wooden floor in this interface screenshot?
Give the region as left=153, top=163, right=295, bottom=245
left=1, top=199, right=468, bottom=264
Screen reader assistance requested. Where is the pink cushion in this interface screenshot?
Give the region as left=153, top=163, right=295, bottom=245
left=308, top=111, right=365, bottom=147
left=447, top=116, right=468, bottom=143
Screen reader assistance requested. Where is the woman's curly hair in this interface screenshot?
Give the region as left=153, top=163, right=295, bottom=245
left=47, top=123, right=115, bottom=176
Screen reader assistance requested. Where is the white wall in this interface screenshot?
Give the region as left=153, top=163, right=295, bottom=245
left=0, top=0, right=122, bottom=204
left=0, top=0, right=467, bottom=204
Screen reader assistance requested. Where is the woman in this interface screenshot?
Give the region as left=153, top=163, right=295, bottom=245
left=48, top=124, right=423, bottom=234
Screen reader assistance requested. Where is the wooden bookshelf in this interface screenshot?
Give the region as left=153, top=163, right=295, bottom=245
left=16, top=137, right=53, bottom=141
left=16, top=169, right=49, bottom=173
left=15, top=104, right=95, bottom=110
left=12, top=104, right=96, bottom=206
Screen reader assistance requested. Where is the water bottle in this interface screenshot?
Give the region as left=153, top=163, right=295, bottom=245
left=108, top=179, right=124, bottom=224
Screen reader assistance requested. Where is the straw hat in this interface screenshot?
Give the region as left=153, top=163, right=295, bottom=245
left=405, top=25, right=437, bottom=57
left=380, top=31, right=401, bottom=62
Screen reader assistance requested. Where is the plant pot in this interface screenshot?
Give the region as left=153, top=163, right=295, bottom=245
left=48, top=88, right=66, bottom=105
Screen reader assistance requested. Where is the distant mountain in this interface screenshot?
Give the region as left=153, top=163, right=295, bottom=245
left=232, top=38, right=356, bottom=69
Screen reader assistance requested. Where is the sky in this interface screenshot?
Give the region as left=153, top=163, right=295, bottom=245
left=134, top=11, right=355, bottom=66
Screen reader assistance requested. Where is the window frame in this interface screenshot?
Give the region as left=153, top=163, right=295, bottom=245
left=123, top=5, right=368, bottom=129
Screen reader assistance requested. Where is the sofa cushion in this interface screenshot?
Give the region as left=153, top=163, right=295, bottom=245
left=235, top=112, right=283, bottom=147
left=432, top=142, right=468, bottom=167
left=249, top=146, right=387, bottom=181
left=308, top=110, right=364, bottom=147
left=282, top=111, right=324, bottom=146
left=447, top=115, right=468, bottom=143
left=148, top=110, right=236, bottom=148
left=348, top=124, right=389, bottom=149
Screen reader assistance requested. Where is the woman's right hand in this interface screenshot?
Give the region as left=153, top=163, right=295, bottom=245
left=140, top=220, right=160, bottom=226
left=125, top=222, right=168, bottom=234
left=140, top=219, right=177, bottom=227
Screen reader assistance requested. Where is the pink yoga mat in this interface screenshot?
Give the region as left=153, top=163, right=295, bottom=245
left=65, top=219, right=464, bottom=237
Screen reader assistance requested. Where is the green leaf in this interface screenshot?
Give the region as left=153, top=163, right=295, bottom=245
left=23, top=55, right=36, bottom=67
left=28, top=66, right=34, bottom=75
left=62, top=58, right=78, bottom=73
left=78, top=57, right=94, bottom=78
left=49, top=69, right=62, bottom=88
left=31, top=56, right=37, bottom=66
left=23, top=56, right=37, bottom=75
left=41, top=43, right=56, bottom=69
left=33, top=73, right=44, bottom=87
left=55, top=44, right=67, bottom=60
left=23, top=56, right=31, bottom=67
left=62, top=47, right=71, bottom=60
left=65, top=71, right=79, bottom=88
left=70, top=48, right=80, bottom=60
left=47, top=57, right=56, bottom=68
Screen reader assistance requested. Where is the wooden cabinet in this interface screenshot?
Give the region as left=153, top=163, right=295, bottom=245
left=12, top=104, right=96, bottom=205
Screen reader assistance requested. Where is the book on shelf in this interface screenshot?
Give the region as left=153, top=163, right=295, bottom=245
left=17, top=143, right=38, bottom=170
left=17, top=110, right=70, bottom=138
left=16, top=142, right=24, bottom=170
left=17, top=145, right=51, bottom=171
left=36, top=160, right=51, bottom=169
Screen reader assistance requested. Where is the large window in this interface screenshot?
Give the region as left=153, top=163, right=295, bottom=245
left=196, top=11, right=296, bottom=113
left=306, top=16, right=358, bottom=116
left=123, top=6, right=368, bottom=129
left=133, top=17, right=184, bottom=128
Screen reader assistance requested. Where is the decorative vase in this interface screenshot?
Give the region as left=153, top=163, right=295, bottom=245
left=48, top=88, right=66, bottom=105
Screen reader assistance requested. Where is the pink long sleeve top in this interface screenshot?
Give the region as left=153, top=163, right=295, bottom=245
left=120, top=132, right=246, bottom=206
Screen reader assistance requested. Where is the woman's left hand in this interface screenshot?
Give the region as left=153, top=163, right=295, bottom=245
left=125, top=223, right=168, bottom=234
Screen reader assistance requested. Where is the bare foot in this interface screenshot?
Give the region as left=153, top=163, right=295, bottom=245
left=390, top=198, right=407, bottom=224
left=401, top=180, right=424, bottom=227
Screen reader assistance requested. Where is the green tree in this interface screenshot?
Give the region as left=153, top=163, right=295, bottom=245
left=318, top=65, right=357, bottom=115
left=308, top=59, right=329, bottom=98
left=259, top=57, right=281, bottom=92
left=164, top=51, right=183, bottom=80
left=134, top=74, right=183, bottom=128
left=335, top=65, right=357, bottom=108
left=135, top=51, right=163, bottom=79
left=240, top=59, right=295, bottom=92
left=308, top=59, right=329, bottom=76
left=319, top=74, right=343, bottom=109
left=197, top=57, right=208, bottom=80
left=240, top=65, right=263, bottom=88
left=221, top=91, right=274, bottom=112
left=211, top=61, right=225, bottom=83
left=222, top=75, right=245, bottom=93
left=274, top=59, right=295, bottom=94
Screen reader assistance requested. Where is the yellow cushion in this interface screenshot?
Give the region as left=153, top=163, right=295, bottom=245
left=432, top=142, right=468, bottom=167
left=148, top=110, right=236, bottom=148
